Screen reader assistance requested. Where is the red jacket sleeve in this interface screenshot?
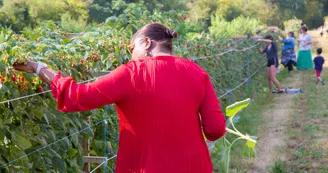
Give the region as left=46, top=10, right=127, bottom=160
left=50, top=65, right=132, bottom=112
left=199, top=74, right=226, bottom=141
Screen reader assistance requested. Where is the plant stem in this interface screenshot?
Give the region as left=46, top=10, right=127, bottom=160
left=226, top=127, right=256, bottom=143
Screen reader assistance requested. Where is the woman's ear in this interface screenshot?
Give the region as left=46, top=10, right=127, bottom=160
left=144, top=37, right=152, bottom=50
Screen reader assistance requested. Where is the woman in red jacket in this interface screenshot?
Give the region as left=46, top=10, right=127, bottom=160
left=14, top=23, right=226, bottom=173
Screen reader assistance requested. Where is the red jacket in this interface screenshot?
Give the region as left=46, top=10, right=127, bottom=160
left=51, top=55, right=226, bottom=173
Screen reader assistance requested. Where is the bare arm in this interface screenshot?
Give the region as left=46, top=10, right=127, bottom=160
left=258, top=47, right=264, bottom=53
left=257, top=38, right=272, bottom=43
left=13, top=61, right=56, bottom=85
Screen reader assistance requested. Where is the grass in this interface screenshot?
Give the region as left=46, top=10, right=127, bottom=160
left=270, top=160, right=288, bottom=173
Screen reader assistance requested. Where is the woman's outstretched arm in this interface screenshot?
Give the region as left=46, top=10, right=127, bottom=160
left=257, top=38, right=272, bottom=43
left=13, top=61, right=133, bottom=112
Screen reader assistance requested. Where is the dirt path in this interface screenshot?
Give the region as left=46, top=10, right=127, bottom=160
left=247, top=72, right=302, bottom=172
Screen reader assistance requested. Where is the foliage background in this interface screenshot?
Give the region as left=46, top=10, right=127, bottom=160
left=1, top=0, right=328, bottom=33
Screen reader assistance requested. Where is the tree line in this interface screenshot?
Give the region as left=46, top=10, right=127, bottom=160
left=0, top=0, right=327, bottom=33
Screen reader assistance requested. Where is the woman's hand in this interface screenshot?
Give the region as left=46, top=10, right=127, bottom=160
left=13, top=60, right=38, bottom=73
left=278, top=36, right=283, bottom=41
left=256, top=39, right=263, bottom=42
left=14, top=60, right=56, bottom=85
left=305, top=41, right=312, bottom=45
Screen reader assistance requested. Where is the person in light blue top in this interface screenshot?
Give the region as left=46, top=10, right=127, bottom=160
left=278, top=32, right=297, bottom=73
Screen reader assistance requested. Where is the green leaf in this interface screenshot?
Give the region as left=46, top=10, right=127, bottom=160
left=37, top=136, right=47, bottom=145
left=30, top=107, right=44, bottom=120
left=243, top=142, right=256, bottom=158
left=52, top=157, right=66, bottom=172
left=10, top=146, right=27, bottom=159
left=67, top=148, right=78, bottom=158
left=24, top=160, right=33, bottom=169
left=108, top=58, right=113, bottom=67
left=245, top=140, right=256, bottom=149
left=12, top=134, right=32, bottom=150
left=105, top=16, right=118, bottom=25
left=217, top=146, right=230, bottom=173
left=225, top=98, right=251, bottom=118
left=46, top=129, right=56, bottom=142
left=44, top=157, right=52, bottom=165
left=62, top=137, right=72, bottom=150
left=49, top=149, right=61, bottom=159
left=84, top=127, right=94, bottom=138
left=43, top=113, right=50, bottom=125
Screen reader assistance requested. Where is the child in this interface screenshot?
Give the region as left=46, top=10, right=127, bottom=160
left=313, top=48, right=325, bottom=85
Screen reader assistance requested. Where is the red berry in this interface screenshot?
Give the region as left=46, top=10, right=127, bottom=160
left=20, top=85, right=25, bottom=91
left=11, top=75, right=17, bottom=82
left=183, top=16, right=187, bottom=20
left=37, top=86, right=43, bottom=92
left=80, top=59, right=85, bottom=64
left=93, top=55, right=99, bottom=61
left=19, top=76, right=25, bottom=83
left=1, top=77, right=5, bottom=83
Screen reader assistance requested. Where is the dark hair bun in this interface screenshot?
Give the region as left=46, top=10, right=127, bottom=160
left=171, top=30, right=178, bottom=39
left=166, top=29, right=178, bottom=39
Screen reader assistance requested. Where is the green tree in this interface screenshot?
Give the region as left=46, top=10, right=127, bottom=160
left=215, top=0, right=274, bottom=24
left=186, top=0, right=217, bottom=26
left=209, top=15, right=262, bottom=39
left=88, top=0, right=114, bottom=23
left=274, top=0, right=327, bottom=28
left=0, top=0, right=30, bottom=32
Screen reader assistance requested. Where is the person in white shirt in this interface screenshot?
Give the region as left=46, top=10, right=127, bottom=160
left=297, top=26, right=313, bottom=70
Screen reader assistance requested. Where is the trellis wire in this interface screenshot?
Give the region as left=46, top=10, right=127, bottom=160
left=192, top=43, right=259, bottom=61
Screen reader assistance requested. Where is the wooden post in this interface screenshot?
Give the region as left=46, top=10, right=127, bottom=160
left=83, top=156, right=108, bottom=173
left=82, top=117, right=91, bottom=172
